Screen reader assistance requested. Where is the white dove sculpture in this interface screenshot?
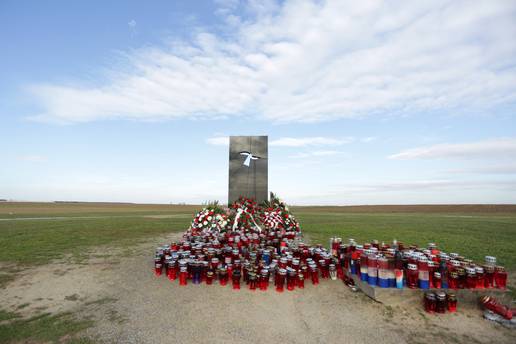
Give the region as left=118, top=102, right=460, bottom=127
left=239, top=151, right=260, bottom=167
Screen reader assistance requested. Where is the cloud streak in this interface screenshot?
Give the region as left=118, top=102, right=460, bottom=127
left=29, top=0, right=516, bottom=123
left=389, top=138, right=516, bottom=160
left=270, top=137, right=353, bottom=147
left=206, top=136, right=230, bottom=146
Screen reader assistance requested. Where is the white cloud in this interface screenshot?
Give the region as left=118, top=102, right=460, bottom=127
left=389, top=138, right=516, bottom=160
left=270, top=137, right=353, bottom=147
left=206, top=135, right=357, bottom=148
left=448, top=164, right=516, bottom=175
left=206, top=136, right=229, bottom=146
left=361, top=137, right=376, bottom=143
left=29, top=0, right=516, bottom=123
left=289, top=150, right=343, bottom=159
left=17, top=155, right=47, bottom=163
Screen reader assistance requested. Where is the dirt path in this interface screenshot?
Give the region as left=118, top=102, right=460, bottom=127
left=2, top=233, right=515, bottom=343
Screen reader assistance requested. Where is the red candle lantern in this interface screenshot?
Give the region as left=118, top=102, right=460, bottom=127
left=168, top=260, right=178, bottom=281
left=310, top=264, right=319, bottom=285
left=154, top=257, right=163, bottom=276
left=435, top=291, right=446, bottom=313
left=297, top=272, right=305, bottom=289
left=465, top=267, right=476, bottom=289
left=279, top=257, right=288, bottom=269
left=447, top=293, right=457, bottom=312
left=206, top=270, right=214, bottom=285
left=179, top=266, right=188, bottom=286
left=232, top=269, right=241, bottom=290
left=211, top=257, right=220, bottom=271
left=481, top=296, right=513, bottom=320
left=218, top=267, right=228, bottom=286
left=301, top=265, right=309, bottom=280
left=407, top=263, right=418, bottom=289
left=433, top=272, right=442, bottom=289
left=427, top=261, right=436, bottom=288
left=276, top=268, right=287, bottom=292
left=448, top=271, right=459, bottom=289
left=287, top=268, right=297, bottom=291
left=259, top=269, right=269, bottom=291
left=249, top=272, right=257, bottom=291
left=475, top=266, right=485, bottom=289
left=457, top=267, right=466, bottom=289
left=329, top=263, right=337, bottom=281
left=494, top=266, right=507, bottom=289
left=424, top=292, right=436, bottom=313
left=484, top=265, right=494, bottom=288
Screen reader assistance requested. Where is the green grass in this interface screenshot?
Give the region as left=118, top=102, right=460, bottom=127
left=0, top=311, right=93, bottom=343
left=1, top=206, right=515, bottom=270
left=297, top=212, right=516, bottom=269
left=0, top=215, right=192, bottom=265
left=0, top=204, right=515, bottom=340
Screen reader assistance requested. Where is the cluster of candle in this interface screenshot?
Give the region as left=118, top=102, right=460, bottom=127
left=424, top=291, right=457, bottom=313
left=331, top=238, right=508, bottom=290
left=153, top=232, right=342, bottom=292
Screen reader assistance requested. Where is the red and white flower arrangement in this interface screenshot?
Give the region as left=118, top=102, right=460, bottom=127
left=190, top=202, right=229, bottom=235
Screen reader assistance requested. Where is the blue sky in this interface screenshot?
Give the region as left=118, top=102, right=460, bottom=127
left=1, top=0, right=516, bottom=205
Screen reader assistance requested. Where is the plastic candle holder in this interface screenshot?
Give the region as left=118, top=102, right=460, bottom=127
left=494, top=266, right=507, bottom=289
left=447, top=293, right=457, bottom=312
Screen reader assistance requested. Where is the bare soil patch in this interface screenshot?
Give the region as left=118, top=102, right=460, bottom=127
left=1, top=234, right=514, bottom=344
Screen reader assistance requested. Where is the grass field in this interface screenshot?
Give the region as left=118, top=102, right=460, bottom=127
left=1, top=202, right=515, bottom=268
left=0, top=202, right=515, bottom=343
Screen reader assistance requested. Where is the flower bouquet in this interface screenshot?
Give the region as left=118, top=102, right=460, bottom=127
left=190, top=201, right=229, bottom=235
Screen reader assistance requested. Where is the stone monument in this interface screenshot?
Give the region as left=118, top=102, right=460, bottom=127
left=228, top=136, right=268, bottom=205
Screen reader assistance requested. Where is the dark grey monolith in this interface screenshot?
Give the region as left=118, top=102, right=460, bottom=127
left=228, top=136, right=268, bottom=205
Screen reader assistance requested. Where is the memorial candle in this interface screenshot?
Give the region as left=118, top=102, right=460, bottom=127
left=232, top=269, right=241, bottom=290
left=494, top=266, right=507, bottom=289
left=248, top=272, right=257, bottom=291
left=447, top=293, right=457, bottom=312
left=276, top=268, right=286, bottom=292
left=329, top=264, right=337, bottom=281
left=154, top=257, right=163, bottom=276
left=259, top=269, right=269, bottom=291
left=407, top=264, right=418, bottom=289
left=367, top=254, right=378, bottom=286
left=481, top=296, right=513, bottom=320
left=287, top=268, right=296, bottom=291
left=206, top=270, right=214, bottom=285
left=465, top=267, right=476, bottom=289
left=418, top=257, right=429, bottom=289
left=179, top=266, right=188, bottom=286
left=297, top=272, right=305, bottom=289
left=310, top=265, right=319, bottom=285
left=484, top=265, right=494, bottom=288
left=475, top=266, right=485, bottom=289
left=424, top=292, right=436, bottom=313
left=435, top=291, right=446, bottom=313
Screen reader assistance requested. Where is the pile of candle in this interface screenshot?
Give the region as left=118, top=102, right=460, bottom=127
left=153, top=237, right=341, bottom=291
left=153, top=195, right=343, bottom=291
left=153, top=193, right=509, bottom=295
left=424, top=291, right=457, bottom=313
left=332, top=238, right=509, bottom=290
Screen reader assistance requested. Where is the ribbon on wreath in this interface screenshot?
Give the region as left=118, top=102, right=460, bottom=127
left=232, top=207, right=262, bottom=232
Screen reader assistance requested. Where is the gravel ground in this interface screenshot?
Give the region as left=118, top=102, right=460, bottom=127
left=3, top=232, right=515, bottom=343
left=83, top=233, right=515, bottom=344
